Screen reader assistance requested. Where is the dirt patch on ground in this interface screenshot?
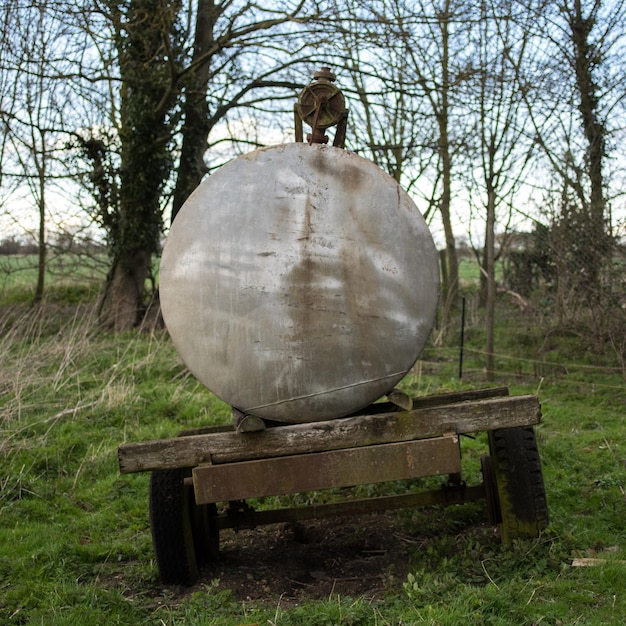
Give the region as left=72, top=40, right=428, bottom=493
left=124, top=501, right=498, bottom=618
left=206, top=514, right=414, bottom=604
left=176, top=508, right=492, bottom=606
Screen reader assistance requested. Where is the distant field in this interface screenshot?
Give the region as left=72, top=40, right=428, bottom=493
left=0, top=253, right=108, bottom=297
left=0, top=252, right=489, bottom=296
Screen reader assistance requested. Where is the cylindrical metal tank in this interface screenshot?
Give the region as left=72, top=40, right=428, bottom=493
left=160, top=143, right=439, bottom=423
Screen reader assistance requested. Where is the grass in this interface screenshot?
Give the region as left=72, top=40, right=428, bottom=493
left=0, top=253, right=108, bottom=304
left=1, top=276, right=625, bottom=624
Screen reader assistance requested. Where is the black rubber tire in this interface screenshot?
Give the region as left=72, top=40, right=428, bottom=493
left=149, top=468, right=199, bottom=585
left=480, top=454, right=502, bottom=526
left=487, top=426, right=549, bottom=544
left=189, top=499, right=220, bottom=566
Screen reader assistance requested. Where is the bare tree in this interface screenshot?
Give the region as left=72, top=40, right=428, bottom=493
left=0, top=2, right=17, bottom=234
left=0, top=2, right=78, bottom=303
left=513, top=0, right=626, bottom=312
left=461, top=0, right=535, bottom=380
left=170, top=0, right=220, bottom=221
left=329, top=0, right=477, bottom=335
left=403, top=0, right=465, bottom=329
left=171, top=1, right=313, bottom=221
left=330, top=1, right=432, bottom=185
left=560, top=0, right=613, bottom=291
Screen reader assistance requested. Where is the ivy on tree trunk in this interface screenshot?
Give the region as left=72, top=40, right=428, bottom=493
left=98, top=0, right=181, bottom=330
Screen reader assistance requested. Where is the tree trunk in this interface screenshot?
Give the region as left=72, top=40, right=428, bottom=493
left=98, top=0, right=180, bottom=330
left=98, top=248, right=152, bottom=330
left=436, top=2, right=459, bottom=329
left=485, top=185, right=496, bottom=382
left=568, top=0, right=608, bottom=290
left=171, top=0, right=220, bottom=222
left=439, top=139, right=459, bottom=316
left=34, top=164, right=46, bottom=305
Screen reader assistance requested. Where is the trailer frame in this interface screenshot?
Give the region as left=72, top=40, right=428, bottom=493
left=118, top=386, right=549, bottom=586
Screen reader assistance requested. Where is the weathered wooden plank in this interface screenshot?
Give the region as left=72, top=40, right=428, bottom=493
left=214, top=484, right=487, bottom=530
left=359, top=385, right=510, bottom=416
left=118, top=394, right=540, bottom=474
left=193, top=435, right=461, bottom=504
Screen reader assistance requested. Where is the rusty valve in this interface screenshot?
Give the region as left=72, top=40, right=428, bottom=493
left=295, top=67, right=348, bottom=147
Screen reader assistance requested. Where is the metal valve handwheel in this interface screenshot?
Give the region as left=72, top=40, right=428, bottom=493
left=297, top=77, right=346, bottom=129
left=295, top=67, right=347, bottom=145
